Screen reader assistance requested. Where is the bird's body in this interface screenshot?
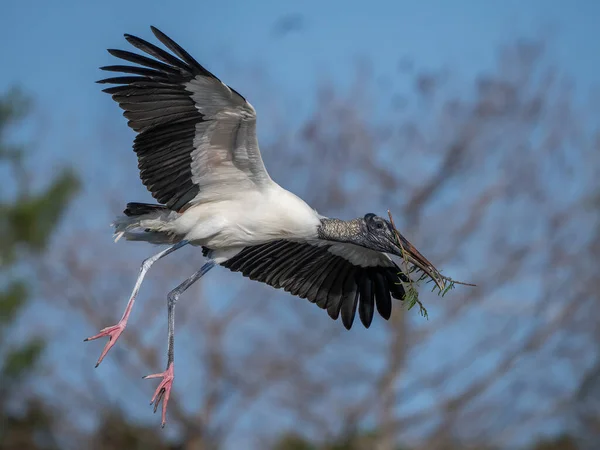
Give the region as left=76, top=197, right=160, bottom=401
left=86, top=26, right=443, bottom=427
left=115, top=183, right=322, bottom=257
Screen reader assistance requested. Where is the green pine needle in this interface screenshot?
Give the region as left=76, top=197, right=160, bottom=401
left=403, top=282, right=429, bottom=319
left=387, top=210, right=474, bottom=320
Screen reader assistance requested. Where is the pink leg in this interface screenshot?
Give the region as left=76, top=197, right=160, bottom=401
left=143, top=262, right=214, bottom=427
left=144, top=362, right=174, bottom=427
left=84, top=241, right=188, bottom=367
left=83, top=268, right=142, bottom=367
left=84, top=321, right=128, bottom=368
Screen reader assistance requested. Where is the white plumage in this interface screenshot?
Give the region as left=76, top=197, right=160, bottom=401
left=115, top=185, right=322, bottom=259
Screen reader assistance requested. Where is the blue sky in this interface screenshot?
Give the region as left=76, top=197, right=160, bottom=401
left=2, top=0, right=600, bottom=446
left=2, top=0, right=600, bottom=138
left=2, top=0, right=599, bottom=205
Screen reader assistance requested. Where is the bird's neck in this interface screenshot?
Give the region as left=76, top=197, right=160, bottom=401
left=317, top=218, right=363, bottom=243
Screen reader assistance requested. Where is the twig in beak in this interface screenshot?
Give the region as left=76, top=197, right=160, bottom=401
left=387, top=210, right=476, bottom=295
left=387, top=210, right=446, bottom=291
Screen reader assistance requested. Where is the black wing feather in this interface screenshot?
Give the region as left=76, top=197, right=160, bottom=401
left=221, top=241, right=410, bottom=329
left=358, top=271, right=375, bottom=328
left=341, top=283, right=360, bottom=330
left=327, top=267, right=357, bottom=321
left=124, top=34, right=191, bottom=70
left=100, top=65, right=167, bottom=78
left=106, top=48, right=181, bottom=75
left=384, top=269, right=406, bottom=300
left=99, top=27, right=240, bottom=211
left=315, top=259, right=346, bottom=309
left=151, top=26, right=214, bottom=78
left=373, top=271, right=392, bottom=320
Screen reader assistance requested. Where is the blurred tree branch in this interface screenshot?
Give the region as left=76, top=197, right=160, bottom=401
left=11, top=35, right=600, bottom=450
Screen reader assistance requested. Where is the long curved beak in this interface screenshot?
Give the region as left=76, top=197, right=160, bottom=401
left=392, top=234, right=445, bottom=292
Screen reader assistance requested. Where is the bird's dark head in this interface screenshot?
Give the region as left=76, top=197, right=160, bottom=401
left=318, top=214, right=442, bottom=288
left=358, top=213, right=397, bottom=252
left=359, top=213, right=443, bottom=289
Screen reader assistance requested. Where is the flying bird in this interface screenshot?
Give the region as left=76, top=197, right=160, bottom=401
left=85, top=26, right=443, bottom=427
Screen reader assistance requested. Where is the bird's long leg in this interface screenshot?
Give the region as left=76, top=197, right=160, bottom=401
left=144, top=260, right=215, bottom=427
left=85, top=240, right=189, bottom=367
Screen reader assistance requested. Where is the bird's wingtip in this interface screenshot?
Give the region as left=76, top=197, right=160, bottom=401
left=150, top=25, right=163, bottom=38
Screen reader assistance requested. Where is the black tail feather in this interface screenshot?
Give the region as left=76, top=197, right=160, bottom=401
left=124, top=202, right=168, bottom=217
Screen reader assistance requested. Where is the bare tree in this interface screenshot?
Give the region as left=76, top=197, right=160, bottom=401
left=29, top=37, right=600, bottom=450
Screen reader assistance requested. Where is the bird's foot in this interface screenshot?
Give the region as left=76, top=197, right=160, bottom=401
left=84, top=320, right=126, bottom=367
left=144, top=362, right=174, bottom=427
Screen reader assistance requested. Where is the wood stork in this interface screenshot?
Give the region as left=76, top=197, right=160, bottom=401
left=85, top=26, right=444, bottom=426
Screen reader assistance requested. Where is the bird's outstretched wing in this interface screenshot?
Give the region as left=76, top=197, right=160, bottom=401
left=99, top=26, right=272, bottom=211
left=217, top=240, right=408, bottom=329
